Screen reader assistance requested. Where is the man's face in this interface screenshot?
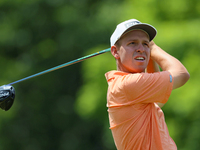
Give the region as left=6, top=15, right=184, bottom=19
left=114, top=30, right=150, bottom=73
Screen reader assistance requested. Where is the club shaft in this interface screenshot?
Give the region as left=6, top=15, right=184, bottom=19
left=8, top=48, right=111, bottom=85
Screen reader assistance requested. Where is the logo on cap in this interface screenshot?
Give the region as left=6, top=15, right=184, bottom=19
left=125, top=21, right=141, bottom=28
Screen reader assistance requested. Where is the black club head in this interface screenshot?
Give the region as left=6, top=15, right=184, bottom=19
left=0, top=85, right=15, bottom=111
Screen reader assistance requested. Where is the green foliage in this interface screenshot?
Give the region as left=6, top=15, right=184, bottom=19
left=0, top=0, right=199, bottom=149
left=75, top=46, right=115, bottom=118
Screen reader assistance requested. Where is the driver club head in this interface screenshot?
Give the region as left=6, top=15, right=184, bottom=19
left=0, top=85, right=15, bottom=111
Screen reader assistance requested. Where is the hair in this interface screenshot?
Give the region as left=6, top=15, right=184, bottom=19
left=114, top=39, right=121, bottom=49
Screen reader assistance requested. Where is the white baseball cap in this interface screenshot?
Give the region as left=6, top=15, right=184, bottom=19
left=110, top=19, right=157, bottom=47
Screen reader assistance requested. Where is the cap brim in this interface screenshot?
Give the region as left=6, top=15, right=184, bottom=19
left=122, top=24, right=157, bottom=41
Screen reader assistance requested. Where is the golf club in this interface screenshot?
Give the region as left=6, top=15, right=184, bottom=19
left=0, top=85, right=15, bottom=111
left=0, top=48, right=111, bottom=111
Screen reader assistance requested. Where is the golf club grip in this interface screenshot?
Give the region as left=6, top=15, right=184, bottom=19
left=8, top=48, right=111, bottom=85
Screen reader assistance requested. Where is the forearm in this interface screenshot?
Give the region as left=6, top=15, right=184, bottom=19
left=146, top=58, right=160, bottom=73
left=147, top=53, right=164, bottom=108
left=150, top=41, right=190, bottom=89
left=150, top=42, right=179, bottom=71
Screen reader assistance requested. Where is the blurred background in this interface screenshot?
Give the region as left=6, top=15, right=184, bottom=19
left=0, top=0, right=199, bottom=149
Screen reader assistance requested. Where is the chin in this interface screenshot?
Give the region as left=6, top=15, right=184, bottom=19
left=129, top=68, right=145, bottom=73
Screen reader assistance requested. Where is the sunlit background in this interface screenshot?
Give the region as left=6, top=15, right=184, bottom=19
left=0, top=0, right=199, bottom=149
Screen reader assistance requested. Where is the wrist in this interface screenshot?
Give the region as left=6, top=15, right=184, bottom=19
left=150, top=41, right=157, bottom=52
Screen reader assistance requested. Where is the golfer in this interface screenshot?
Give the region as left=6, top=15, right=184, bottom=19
left=105, top=19, right=190, bottom=150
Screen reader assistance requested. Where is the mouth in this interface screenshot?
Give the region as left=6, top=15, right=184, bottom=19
left=134, top=56, right=145, bottom=61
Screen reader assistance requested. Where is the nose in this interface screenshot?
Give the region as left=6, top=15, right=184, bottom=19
left=136, top=44, right=145, bottom=53
left=136, top=49, right=144, bottom=53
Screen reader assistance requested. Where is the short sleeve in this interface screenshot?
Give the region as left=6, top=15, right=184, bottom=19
left=123, top=71, right=173, bottom=104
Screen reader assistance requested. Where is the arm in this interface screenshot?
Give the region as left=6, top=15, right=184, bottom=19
left=146, top=58, right=160, bottom=73
left=146, top=55, right=165, bottom=108
left=150, top=41, right=190, bottom=90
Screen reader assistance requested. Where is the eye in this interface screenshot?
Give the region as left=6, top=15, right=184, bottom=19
left=128, top=41, right=136, bottom=45
left=143, top=42, right=149, bottom=47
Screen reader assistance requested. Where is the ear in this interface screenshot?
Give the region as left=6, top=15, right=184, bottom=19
left=111, top=45, right=120, bottom=59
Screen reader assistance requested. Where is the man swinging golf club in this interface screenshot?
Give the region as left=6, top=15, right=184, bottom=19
left=105, top=19, right=190, bottom=150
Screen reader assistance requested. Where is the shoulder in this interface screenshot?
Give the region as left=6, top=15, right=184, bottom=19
left=105, top=70, right=129, bottom=81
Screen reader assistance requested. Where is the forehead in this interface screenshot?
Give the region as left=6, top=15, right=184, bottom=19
left=121, top=30, right=150, bottom=41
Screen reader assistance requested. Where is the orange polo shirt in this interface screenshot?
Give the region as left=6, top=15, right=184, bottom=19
left=105, top=70, right=177, bottom=150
